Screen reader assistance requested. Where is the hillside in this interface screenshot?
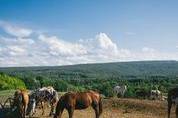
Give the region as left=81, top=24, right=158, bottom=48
left=0, top=61, right=178, bottom=80
left=0, top=60, right=178, bottom=98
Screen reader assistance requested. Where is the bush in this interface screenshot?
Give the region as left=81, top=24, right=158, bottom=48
left=99, top=82, right=114, bottom=97
left=125, top=87, right=136, bottom=98
left=0, top=73, right=26, bottom=90
left=54, top=80, right=69, bottom=91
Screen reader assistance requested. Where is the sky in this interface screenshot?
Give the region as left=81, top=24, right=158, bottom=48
left=0, top=0, right=178, bottom=67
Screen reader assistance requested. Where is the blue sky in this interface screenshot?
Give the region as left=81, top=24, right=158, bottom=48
left=0, top=0, right=178, bottom=66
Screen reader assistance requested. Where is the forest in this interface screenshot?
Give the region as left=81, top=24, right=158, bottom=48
left=0, top=60, right=178, bottom=97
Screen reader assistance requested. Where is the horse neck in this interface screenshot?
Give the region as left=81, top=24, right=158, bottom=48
left=55, top=99, right=64, bottom=118
left=52, top=95, right=59, bottom=105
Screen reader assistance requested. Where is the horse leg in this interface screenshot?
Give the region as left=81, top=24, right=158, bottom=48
left=176, top=105, right=178, bottom=118
left=168, top=101, right=172, bottom=118
left=41, top=102, right=45, bottom=115
left=67, top=108, right=74, bottom=118
left=49, top=105, right=54, bottom=116
left=24, top=104, right=27, bottom=118
left=20, top=105, right=24, bottom=118
left=57, top=107, right=64, bottom=118
left=99, top=98, right=103, bottom=116
left=20, top=104, right=25, bottom=118
left=24, top=103, right=28, bottom=117
left=92, top=105, right=99, bottom=118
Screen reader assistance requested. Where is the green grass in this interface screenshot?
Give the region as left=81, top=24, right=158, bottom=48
left=0, top=90, right=15, bottom=96
left=0, top=90, right=15, bottom=103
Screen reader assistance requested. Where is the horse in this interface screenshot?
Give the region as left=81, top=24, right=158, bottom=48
left=150, top=89, right=162, bottom=100
left=135, top=88, right=150, bottom=99
left=12, top=89, right=29, bottom=118
left=54, top=90, right=102, bottom=118
left=27, top=86, right=59, bottom=116
left=167, top=87, right=178, bottom=118
left=113, top=85, right=127, bottom=97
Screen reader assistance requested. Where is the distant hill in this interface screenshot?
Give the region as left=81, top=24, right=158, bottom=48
left=0, top=60, right=178, bottom=80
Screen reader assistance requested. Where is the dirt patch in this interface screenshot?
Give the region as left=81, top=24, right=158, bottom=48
left=104, top=98, right=167, bottom=116
left=0, top=94, right=175, bottom=118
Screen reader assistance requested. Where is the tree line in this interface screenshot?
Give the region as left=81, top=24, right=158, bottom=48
left=1, top=72, right=178, bottom=98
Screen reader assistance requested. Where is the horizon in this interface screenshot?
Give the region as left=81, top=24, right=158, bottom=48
left=0, top=0, right=178, bottom=67
left=0, top=60, right=177, bottom=68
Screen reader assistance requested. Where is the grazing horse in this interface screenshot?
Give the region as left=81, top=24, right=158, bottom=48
left=150, top=90, right=162, bottom=100
left=113, top=85, right=127, bottom=97
left=54, top=90, right=102, bottom=118
left=27, top=86, right=59, bottom=116
left=167, top=87, right=178, bottom=118
left=12, top=89, right=29, bottom=118
left=135, top=88, right=150, bottom=99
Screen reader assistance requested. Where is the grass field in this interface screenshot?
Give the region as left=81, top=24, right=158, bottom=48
left=0, top=90, right=175, bottom=118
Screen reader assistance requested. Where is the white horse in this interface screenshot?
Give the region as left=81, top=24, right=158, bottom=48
left=150, top=90, right=162, bottom=100
left=113, top=85, right=127, bottom=97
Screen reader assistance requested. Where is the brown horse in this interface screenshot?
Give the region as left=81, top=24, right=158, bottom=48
left=167, top=87, right=178, bottom=118
left=54, top=90, right=102, bottom=118
left=12, top=89, right=29, bottom=118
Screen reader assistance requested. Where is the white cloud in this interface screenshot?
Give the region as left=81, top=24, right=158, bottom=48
left=38, top=34, right=87, bottom=57
left=7, top=46, right=26, bottom=56
left=96, top=33, right=117, bottom=50
left=96, top=33, right=118, bottom=55
left=0, top=21, right=32, bottom=38
left=0, top=22, right=178, bottom=67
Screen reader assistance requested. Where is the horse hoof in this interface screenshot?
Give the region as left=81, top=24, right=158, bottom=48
left=49, top=113, right=54, bottom=116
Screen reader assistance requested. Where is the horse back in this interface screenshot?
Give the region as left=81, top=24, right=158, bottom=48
left=62, top=91, right=100, bottom=109
left=21, top=91, right=29, bottom=106
left=16, top=90, right=29, bottom=107
left=74, top=92, right=92, bottom=109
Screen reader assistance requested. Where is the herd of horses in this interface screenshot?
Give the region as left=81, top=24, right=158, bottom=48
left=1, top=86, right=178, bottom=118
left=114, top=85, right=168, bottom=100
left=0, top=87, right=102, bottom=118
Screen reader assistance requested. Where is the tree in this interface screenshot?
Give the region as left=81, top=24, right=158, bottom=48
left=36, top=76, right=45, bottom=88
left=0, top=73, right=26, bottom=90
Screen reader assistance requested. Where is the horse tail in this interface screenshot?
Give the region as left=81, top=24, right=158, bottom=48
left=18, top=93, right=23, bottom=104
left=99, top=96, right=103, bottom=115
left=167, top=91, right=172, bottom=118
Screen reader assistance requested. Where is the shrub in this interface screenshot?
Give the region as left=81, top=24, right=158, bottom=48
left=0, top=73, right=26, bottom=90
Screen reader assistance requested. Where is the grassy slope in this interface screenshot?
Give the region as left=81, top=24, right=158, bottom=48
left=0, top=90, right=15, bottom=96
left=0, top=61, right=178, bottom=80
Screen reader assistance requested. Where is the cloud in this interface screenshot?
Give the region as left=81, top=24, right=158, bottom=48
left=0, top=21, right=178, bottom=67
left=38, top=34, right=87, bottom=57
left=7, top=46, right=26, bottom=56
left=0, top=21, right=32, bottom=38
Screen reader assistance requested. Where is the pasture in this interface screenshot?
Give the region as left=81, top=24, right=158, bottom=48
left=0, top=90, right=175, bottom=118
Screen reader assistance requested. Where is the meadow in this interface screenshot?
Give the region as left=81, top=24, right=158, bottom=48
left=0, top=90, right=172, bottom=118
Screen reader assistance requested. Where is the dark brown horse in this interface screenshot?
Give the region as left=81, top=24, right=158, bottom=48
left=54, top=90, right=102, bottom=118
left=167, top=87, right=178, bottom=118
